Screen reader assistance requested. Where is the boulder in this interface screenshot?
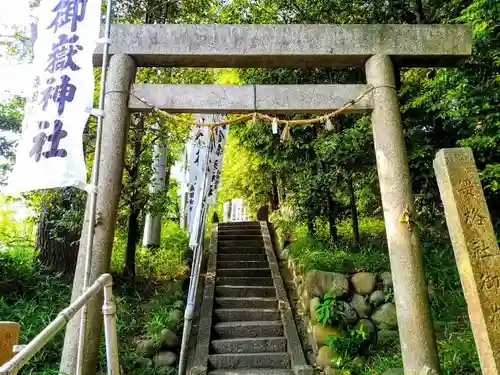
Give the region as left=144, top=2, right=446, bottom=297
left=350, top=294, right=371, bottom=318
left=338, top=301, right=358, bottom=325
left=168, top=309, right=184, bottom=325
left=154, top=351, right=177, bottom=367
left=135, top=357, right=153, bottom=368
left=160, top=328, right=181, bottom=350
left=310, top=297, right=321, bottom=324
left=354, top=319, right=376, bottom=343
left=380, top=271, right=393, bottom=288
left=304, top=271, right=349, bottom=298
left=377, top=330, right=399, bottom=347
left=136, top=339, right=157, bottom=357
left=312, top=323, right=343, bottom=346
left=371, top=303, right=398, bottom=330
left=316, top=346, right=335, bottom=367
left=369, top=290, right=386, bottom=307
left=351, top=356, right=365, bottom=369
left=382, top=369, right=404, bottom=375
left=351, top=272, right=376, bottom=295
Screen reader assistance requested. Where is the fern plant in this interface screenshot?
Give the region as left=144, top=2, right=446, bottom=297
left=315, top=292, right=339, bottom=325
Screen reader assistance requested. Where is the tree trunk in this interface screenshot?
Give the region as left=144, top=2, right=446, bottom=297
left=347, top=175, right=361, bottom=246
left=271, top=173, right=280, bottom=210
left=124, top=207, right=140, bottom=278
left=307, top=214, right=315, bottom=237
left=327, top=191, right=338, bottom=242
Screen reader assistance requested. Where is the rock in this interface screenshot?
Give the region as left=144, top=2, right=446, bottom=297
left=419, top=366, right=439, bottom=375
left=377, top=330, right=399, bottom=347
left=305, top=271, right=349, bottom=298
left=160, top=328, right=181, bottom=350
left=312, top=323, right=343, bottom=346
left=316, top=346, right=335, bottom=367
left=324, top=367, right=344, bottom=375
left=350, top=294, right=371, bottom=318
left=154, top=351, right=177, bottom=367
left=136, top=339, right=157, bottom=357
left=310, top=297, right=321, bottom=324
left=351, top=356, right=365, bottom=369
left=351, top=272, right=376, bottom=295
left=369, top=290, right=386, bottom=307
left=135, top=357, right=153, bottom=368
left=337, top=301, right=358, bottom=325
left=354, top=319, right=376, bottom=343
left=371, top=303, right=398, bottom=330
left=382, top=369, right=404, bottom=375
left=380, top=271, right=393, bottom=288
left=168, top=309, right=184, bottom=325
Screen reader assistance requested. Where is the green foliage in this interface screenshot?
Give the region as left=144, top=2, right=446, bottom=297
left=316, top=293, right=339, bottom=326
left=326, top=323, right=367, bottom=358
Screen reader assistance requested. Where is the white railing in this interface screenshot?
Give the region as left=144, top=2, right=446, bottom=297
left=0, top=273, right=119, bottom=375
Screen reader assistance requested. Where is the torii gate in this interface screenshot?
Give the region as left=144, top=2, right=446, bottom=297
left=61, top=23, right=471, bottom=375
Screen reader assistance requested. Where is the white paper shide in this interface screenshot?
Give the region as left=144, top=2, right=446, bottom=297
left=7, top=0, right=101, bottom=193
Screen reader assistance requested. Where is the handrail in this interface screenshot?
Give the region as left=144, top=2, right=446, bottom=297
left=0, top=273, right=119, bottom=375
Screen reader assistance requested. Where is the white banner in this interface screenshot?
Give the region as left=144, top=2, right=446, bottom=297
left=6, top=0, right=101, bottom=194
left=205, top=117, right=228, bottom=205
left=186, top=115, right=209, bottom=232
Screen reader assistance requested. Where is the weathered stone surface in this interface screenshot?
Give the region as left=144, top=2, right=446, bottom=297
left=130, top=84, right=374, bottom=114
left=369, top=290, right=386, bottom=306
left=316, top=346, right=335, bottom=367
left=159, top=328, right=181, bottom=350
left=351, top=272, right=376, bottom=295
left=338, top=301, right=358, bottom=325
left=419, top=366, right=439, bottom=375
left=0, top=321, right=20, bottom=365
left=366, top=54, right=439, bottom=373
left=350, top=293, right=371, bottom=318
left=382, top=369, right=404, bottom=375
left=380, top=272, right=393, bottom=288
left=310, top=297, right=321, bottom=324
left=168, top=309, right=183, bottom=325
left=305, top=271, right=349, bottom=298
left=371, top=303, right=398, bottom=330
left=377, top=330, right=400, bottom=347
left=354, top=319, right=376, bottom=343
left=154, top=351, right=177, bottom=367
left=313, top=323, right=343, bottom=346
left=136, top=339, right=157, bottom=357
left=434, top=147, right=500, bottom=374
left=95, top=24, right=472, bottom=68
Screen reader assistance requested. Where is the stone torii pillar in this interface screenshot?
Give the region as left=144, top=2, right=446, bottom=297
left=60, top=54, right=137, bottom=375
left=366, top=55, right=439, bottom=373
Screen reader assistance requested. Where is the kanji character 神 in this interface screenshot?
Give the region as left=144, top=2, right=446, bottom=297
left=39, top=75, right=76, bottom=115
left=46, top=33, right=82, bottom=73
left=47, top=0, right=88, bottom=33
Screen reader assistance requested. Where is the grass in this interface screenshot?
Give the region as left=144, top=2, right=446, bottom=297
left=279, top=217, right=481, bottom=374
left=0, top=221, right=188, bottom=375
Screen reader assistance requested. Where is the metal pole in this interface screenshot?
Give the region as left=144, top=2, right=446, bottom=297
left=76, top=1, right=114, bottom=374
left=102, top=282, right=120, bottom=375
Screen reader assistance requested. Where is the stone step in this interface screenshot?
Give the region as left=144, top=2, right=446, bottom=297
left=213, top=308, right=281, bottom=322
left=213, top=321, right=284, bottom=339
left=218, top=240, right=264, bottom=248
left=217, top=261, right=269, bottom=269
left=216, top=277, right=273, bottom=286
left=218, top=254, right=268, bottom=262
left=216, top=285, right=276, bottom=298
left=219, top=222, right=260, bottom=228
left=218, top=234, right=263, bottom=241
left=218, top=229, right=262, bottom=235
left=217, top=268, right=271, bottom=278
left=211, top=337, right=287, bottom=354
left=218, top=247, right=266, bottom=255
left=214, top=297, right=278, bottom=310
left=208, top=353, right=290, bottom=369
left=208, top=370, right=294, bottom=375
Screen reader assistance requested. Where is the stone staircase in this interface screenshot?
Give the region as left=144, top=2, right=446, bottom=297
left=189, top=221, right=311, bottom=375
